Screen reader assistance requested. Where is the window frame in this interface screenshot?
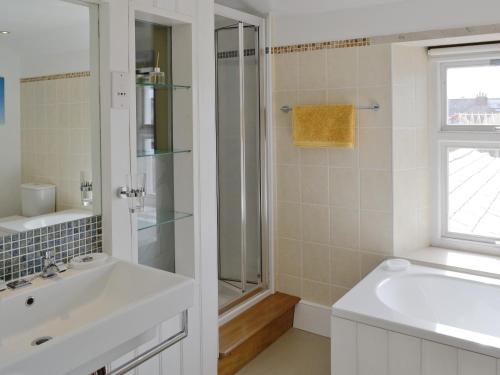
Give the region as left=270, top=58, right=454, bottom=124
left=431, top=51, right=500, bottom=255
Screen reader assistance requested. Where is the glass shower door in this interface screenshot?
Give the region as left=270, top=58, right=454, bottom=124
left=216, top=22, right=262, bottom=310
left=243, top=24, right=261, bottom=288
left=217, top=24, right=242, bottom=285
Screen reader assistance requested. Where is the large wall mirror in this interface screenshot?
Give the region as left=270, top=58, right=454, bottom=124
left=0, top=0, right=101, bottom=237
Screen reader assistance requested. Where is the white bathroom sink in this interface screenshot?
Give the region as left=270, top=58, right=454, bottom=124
left=0, top=209, right=93, bottom=232
left=0, top=257, right=194, bottom=375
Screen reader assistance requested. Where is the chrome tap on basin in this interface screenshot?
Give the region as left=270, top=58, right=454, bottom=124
left=41, top=250, right=60, bottom=278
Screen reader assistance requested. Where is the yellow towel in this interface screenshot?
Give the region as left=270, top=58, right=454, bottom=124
left=292, top=104, right=355, bottom=148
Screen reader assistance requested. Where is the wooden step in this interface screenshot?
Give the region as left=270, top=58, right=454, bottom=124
left=218, top=292, right=300, bottom=375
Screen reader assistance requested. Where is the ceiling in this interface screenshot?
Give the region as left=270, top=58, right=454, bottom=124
left=215, top=0, right=407, bottom=15
left=0, top=0, right=88, bottom=32
left=0, top=0, right=89, bottom=60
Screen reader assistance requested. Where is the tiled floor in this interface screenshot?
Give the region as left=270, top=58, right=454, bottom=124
left=236, top=328, right=330, bottom=375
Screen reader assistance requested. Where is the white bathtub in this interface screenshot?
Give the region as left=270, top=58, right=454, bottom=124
left=331, top=260, right=500, bottom=375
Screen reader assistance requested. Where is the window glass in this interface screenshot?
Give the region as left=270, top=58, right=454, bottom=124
left=447, top=147, right=500, bottom=240
left=446, top=63, right=500, bottom=126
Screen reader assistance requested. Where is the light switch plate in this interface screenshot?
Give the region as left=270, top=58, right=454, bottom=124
left=111, top=71, right=129, bottom=109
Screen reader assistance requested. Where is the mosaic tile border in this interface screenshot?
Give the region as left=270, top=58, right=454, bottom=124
left=0, top=215, right=102, bottom=282
left=20, top=71, right=91, bottom=83
left=270, top=38, right=370, bottom=54
left=217, top=48, right=256, bottom=59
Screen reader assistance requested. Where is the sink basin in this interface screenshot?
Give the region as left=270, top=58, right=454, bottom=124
left=0, top=209, right=93, bottom=232
left=0, top=257, right=194, bottom=375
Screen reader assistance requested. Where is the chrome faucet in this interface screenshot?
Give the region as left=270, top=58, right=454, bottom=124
left=41, top=250, right=60, bottom=278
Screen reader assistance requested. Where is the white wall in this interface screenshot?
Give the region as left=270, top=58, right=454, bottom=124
left=0, top=45, right=21, bottom=217
left=21, top=49, right=90, bottom=78
left=272, top=0, right=500, bottom=45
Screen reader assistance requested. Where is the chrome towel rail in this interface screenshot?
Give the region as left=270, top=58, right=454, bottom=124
left=280, top=103, right=380, bottom=113
left=107, top=310, right=188, bottom=375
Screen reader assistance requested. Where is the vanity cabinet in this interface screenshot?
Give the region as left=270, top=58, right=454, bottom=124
left=109, top=314, right=184, bottom=375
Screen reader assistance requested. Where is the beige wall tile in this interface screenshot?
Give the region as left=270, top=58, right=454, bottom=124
left=331, top=247, right=361, bottom=288
left=330, top=168, right=360, bottom=209
left=327, top=47, right=358, bottom=89
left=391, top=45, right=417, bottom=87
left=302, top=279, right=332, bottom=305
left=302, top=204, right=330, bottom=244
left=416, top=207, right=431, bottom=249
left=331, top=285, right=349, bottom=304
left=327, top=88, right=358, bottom=107
left=300, top=165, right=329, bottom=204
left=274, top=53, right=299, bottom=91
left=394, top=169, right=418, bottom=215
left=394, top=209, right=418, bottom=254
left=301, top=148, right=328, bottom=166
left=416, top=128, right=429, bottom=169
left=359, top=127, right=392, bottom=170
left=359, top=44, right=391, bottom=87
left=298, top=89, right=327, bottom=105
left=329, top=147, right=358, bottom=168
left=331, top=207, right=359, bottom=249
left=277, top=237, right=302, bottom=276
left=394, top=128, right=417, bottom=170
left=360, top=170, right=393, bottom=211
left=299, top=50, right=327, bottom=90
left=277, top=202, right=302, bottom=239
left=358, top=85, right=392, bottom=127
left=273, top=91, right=297, bottom=128
left=360, top=251, right=387, bottom=277
left=277, top=165, right=300, bottom=202
left=360, top=210, right=393, bottom=254
left=277, top=273, right=302, bottom=297
left=276, top=126, right=299, bottom=165
left=393, top=84, right=416, bottom=126
left=303, top=242, right=331, bottom=283
left=416, top=168, right=430, bottom=209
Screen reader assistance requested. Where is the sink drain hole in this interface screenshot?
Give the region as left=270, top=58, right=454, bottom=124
left=31, top=336, right=53, bottom=346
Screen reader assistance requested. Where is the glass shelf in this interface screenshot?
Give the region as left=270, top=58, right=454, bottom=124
left=137, top=149, right=191, bottom=158
left=137, top=209, right=193, bottom=231
left=136, top=82, right=191, bottom=90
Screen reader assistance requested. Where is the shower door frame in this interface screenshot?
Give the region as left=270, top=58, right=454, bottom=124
left=215, top=5, right=270, bottom=308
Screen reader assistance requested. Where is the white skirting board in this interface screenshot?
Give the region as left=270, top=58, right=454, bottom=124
left=293, top=300, right=331, bottom=338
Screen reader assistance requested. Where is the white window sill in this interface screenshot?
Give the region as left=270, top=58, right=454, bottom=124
left=405, top=247, right=500, bottom=279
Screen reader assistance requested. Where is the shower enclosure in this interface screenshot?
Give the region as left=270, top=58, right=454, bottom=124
left=215, top=11, right=267, bottom=313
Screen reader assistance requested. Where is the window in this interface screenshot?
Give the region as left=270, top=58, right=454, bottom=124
left=445, top=146, right=500, bottom=242
left=433, top=50, right=500, bottom=251
left=442, top=60, right=500, bottom=130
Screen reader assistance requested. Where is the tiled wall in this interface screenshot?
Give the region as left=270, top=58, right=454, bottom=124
left=272, top=42, right=432, bottom=305
left=0, top=215, right=102, bottom=282
left=392, top=45, right=430, bottom=254
left=273, top=44, right=393, bottom=306
left=20, top=73, right=92, bottom=211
